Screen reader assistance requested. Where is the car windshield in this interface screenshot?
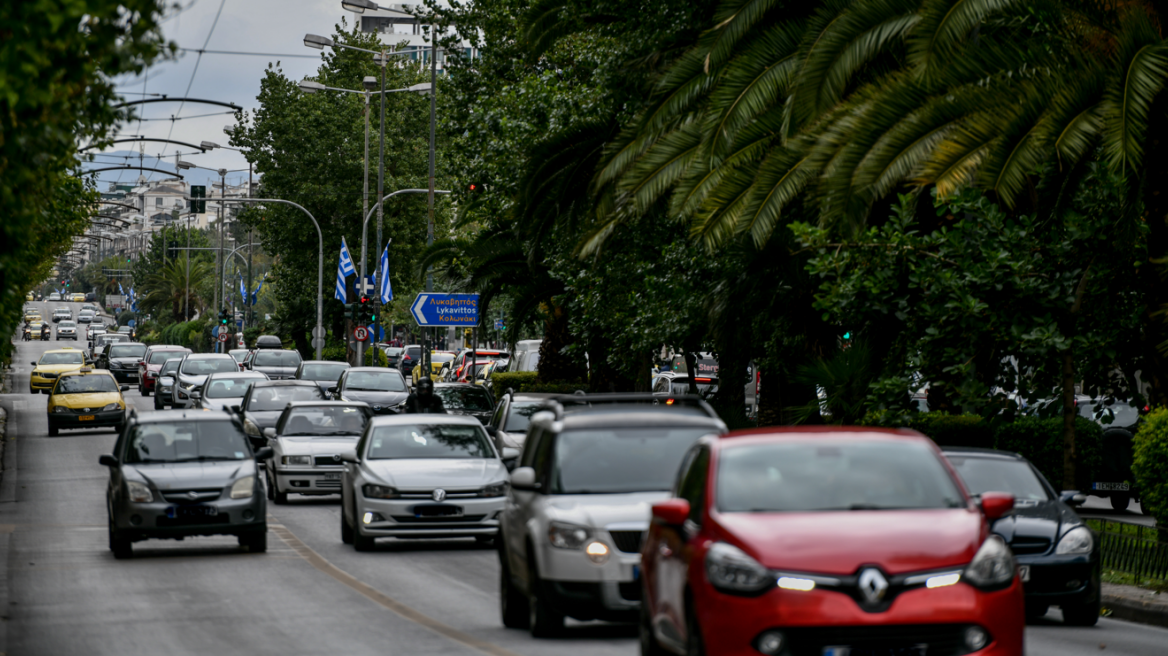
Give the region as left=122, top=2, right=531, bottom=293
left=59, top=321, right=75, bottom=328
left=431, top=353, right=456, bottom=364
left=229, top=350, right=248, bottom=362
left=205, top=377, right=262, bottom=399
left=149, top=350, right=187, bottom=364
left=123, top=420, right=250, bottom=463
left=435, top=386, right=494, bottom=411
left=246, top=385, right=325, bottom=411
left=301, top=363, right=349, bottom=381
left=40, top=352, right=84, bottom=365
left=947, top=456, right=1051, bottom=502
left=505, top=401, right=543, bottom=432
left=385, top=347, right=403, bottom=356
left=716, top=440, right=965, bottom=513
left=345, top=371, right=406, bottom=392
left=160, top=360, right=181, bottom=376
left=550, top=427, right=711, bottom=494
left=1078, top=401, right=1140, bottom=428
left=55, top=375, right=118, bottom=394
left=108, top=344, right=147, bottom=359
left=181, top=358, right=239, bottom=375
left=282, top=406, right=368, bottom=436
left=255, top=351, right=302, bottom=367
left=366, top=424, right=493, bottom=459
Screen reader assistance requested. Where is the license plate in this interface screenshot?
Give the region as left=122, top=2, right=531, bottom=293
left=415, top=505, right=462, bottom=518
left=824, top=647, right=926, bottom=656
left=633, top=565, right=640, bottom=580
left=166, top=505, right=219, bottom=519
left=79, top=415, right=95, bottom=421
left=1019, top=565, right=1030, bottom=582
left=324, top=472, right=342, bottom=480
left=1092, top=482, right=1129, bottom=491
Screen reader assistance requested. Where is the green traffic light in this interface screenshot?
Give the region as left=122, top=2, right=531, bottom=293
left=843, top=332, right=851, bottom=340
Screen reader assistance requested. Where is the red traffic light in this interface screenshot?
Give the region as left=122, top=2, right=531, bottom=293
left=468, top=184, right=477, bottom=191
left=359, top=295, right=370, bottom=304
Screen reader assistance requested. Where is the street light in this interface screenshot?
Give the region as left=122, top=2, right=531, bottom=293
left=304, top=34, right=334, bottom=49
left=341, top=0, right=377, bottom=12
left=298, top=80, right=325, bottom=94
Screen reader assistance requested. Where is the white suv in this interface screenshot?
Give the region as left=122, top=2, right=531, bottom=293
left=497, top=395, right=725, bottom=637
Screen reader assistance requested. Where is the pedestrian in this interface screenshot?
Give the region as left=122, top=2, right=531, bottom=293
left=404, top=378, right=447, bottom=414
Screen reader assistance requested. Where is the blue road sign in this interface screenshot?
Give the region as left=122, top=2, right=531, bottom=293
left=494, top=319, right=505, bottom=330
left=410, top=293, right=479, bottom=327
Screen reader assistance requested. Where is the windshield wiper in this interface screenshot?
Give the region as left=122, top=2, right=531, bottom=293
left=346, top=387, right=388, bottom=392
left=170, top=456, right=240, bottom=463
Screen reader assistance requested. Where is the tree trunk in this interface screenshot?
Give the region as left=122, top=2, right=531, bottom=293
left=537, top=301, right=586, bottom=383
left=292, top=329, right=310, bottom=360
left=1061, top=351, right=1078, bottom=490
left=683, top=349, right=699, bottom=396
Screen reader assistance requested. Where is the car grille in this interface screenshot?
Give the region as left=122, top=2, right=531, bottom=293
left=39, top=372, right=59, bottom=380
left=398, top=489, right=479, bottom=499
left=390, top=515, right=488, bottom=524
left=69, top=406, right=109, bottom=414
left=782, top=624, right=966, bottom=656
left=1010, top=537, right=1051, bottom=555
left=161, top=489, right=222, bottom=504
left=316, top=479, right=342, bottom=489
left=156, top=514, right=230, bottom=527
left=609, top=530, right=644, bottom=554
left=313, top=456, right=346, bottom=467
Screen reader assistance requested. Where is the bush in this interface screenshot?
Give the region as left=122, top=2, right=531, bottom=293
left=490, top=372, right=587, bottom=394
left=1133, top=408, right=1168, bottom=528
left=861, top=411, right=993, bottom=448
left=364, top=346, right=387, bottom=366
left=994, top=416, right=1103, bottom=491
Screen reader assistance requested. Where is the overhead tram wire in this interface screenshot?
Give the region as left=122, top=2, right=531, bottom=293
left=177, top=48, right=319, bottom=59
left=166, top=0, right=227, bottom=145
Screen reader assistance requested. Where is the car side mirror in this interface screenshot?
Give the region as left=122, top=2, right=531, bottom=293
left=230, top=405, right=241, bottom=414
left=510, top=466, right=538, bottom=490
left=254, top=446, right=274, bottom=461
left=120, top=385, right=130, bottom=392
left=1060, top=491, right=1087, bottom=507
left=262, top=427, right=276, bottom=439
left=980, top=492, right=1015, bottom=521
left=327, top=385, right=337, bottom=395
left=189, top=391, right=201, bottom=400
left=484, top=425, right=498, bottom=437
left=652, top=499, right=691, bottom=526
left=30, top=362, right=36, bottom=366
left=339, top=449, right=358, bottom=463
left=98, top=455, right=118, bottom=467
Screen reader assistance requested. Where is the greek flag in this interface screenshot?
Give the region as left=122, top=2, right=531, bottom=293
left=379, top=245, right=393, bottom=303
left=239, top=274, right=247, bottom=305
left=118, top=282, right=125, bottom=296
left=335, top=237, right=356, bottom=301
left=252, top=274, right=264, bottom=306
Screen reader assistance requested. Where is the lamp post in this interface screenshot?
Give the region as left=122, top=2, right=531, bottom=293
left=298, top=76, right=431, bottom=364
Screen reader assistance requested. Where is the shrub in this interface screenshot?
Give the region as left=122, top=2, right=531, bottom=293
left=861, top=411, right=993, bottom=448
left=1133, top=408, right=1168, bottom=528
left=994, top=416, right=1102, bottom=491
left=364, top=346, right=387, bottom=366
left=490, top=372, right=587, bottom=394
left=320, top=345, right=347, bottom=362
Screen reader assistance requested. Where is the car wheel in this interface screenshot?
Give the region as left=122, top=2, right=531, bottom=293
left=527, top=556, right=564, bottom=637
left=353, top=523, right=377, bottom=552
left=48, top=424, right=59, bottom=437
left=640, top=592, right=669, bottom=656
left=476, top=535, right=495, bottom=547
left=142, top=388, right=150, bottom=397
left=109, top=515, right=132, bottom=560
left=341, top=503, right=354, bottom=545
left=271, top=474, right=289, bottom=505
left=1025, top=603, right=1049, bottom=621
left=154, top=394, right=164, bottom=411
left=239, top=529, right=268, bottom=553
left=499, top=543, right=529, bottom=629
left=1062, top=595, right=1101, bottom=626
left=1110, top=493, right=1131, bottom=511
left=684, top=599, right=706, bottom=656
left=265, top=469, right=275, bottom=501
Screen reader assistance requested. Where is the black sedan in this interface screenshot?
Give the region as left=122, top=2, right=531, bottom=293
left=433, top=383, right=494, bottom=424
left=98, top=342, right=147, bottom=384
left=943, top=447, right=1101, bottom=626
left=232, top=380, right=326, bottom=449
left=329, top=367, right=409, bottom=415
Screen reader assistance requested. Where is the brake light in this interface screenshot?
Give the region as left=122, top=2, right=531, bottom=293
left=695, top=377, right=712, bottom=382
left=403, top=355, right=412, bottom=361
left=666, top=399, right=675, bottom=405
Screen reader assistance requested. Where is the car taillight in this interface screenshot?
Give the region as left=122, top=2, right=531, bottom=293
left=403, top=355, right=412, bottom=361
left=695, top=377, right=712, bottom=382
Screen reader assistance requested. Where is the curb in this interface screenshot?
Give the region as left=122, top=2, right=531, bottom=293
left=1102, top=583, right=1168, bottom=628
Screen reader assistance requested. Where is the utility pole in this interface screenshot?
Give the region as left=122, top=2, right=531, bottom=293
left=374, top=50, right=387, bottom=367
left=215, top=168, right=226, bottom=353
left=424, top=23, right=438, bottom=375
left=247, top=162, right=254, bottom=330
left=359, top=84, right=372, bottom=367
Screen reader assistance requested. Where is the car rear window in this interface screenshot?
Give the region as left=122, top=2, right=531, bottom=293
left=246, top=385, right=326, bottom=411
left=435, top=386, right=494, bottom=411
left=300, top=363, right=349, bottom=381
left=181, top=358, right=240, bottom=375
left=108, top=344, right=147, bottom=359
left=255, top=351, right=302, bottom=367
left=149, top=350, right=189, bottom=364
left=550, top=427, right=710, bottom=494
left=716, top=440, right=964, bottom=513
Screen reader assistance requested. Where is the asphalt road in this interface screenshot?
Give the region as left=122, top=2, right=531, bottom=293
left=1, top=298, right=1166, bottom=656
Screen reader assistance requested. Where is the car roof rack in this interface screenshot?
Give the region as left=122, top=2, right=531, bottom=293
left=538, top=393, right=719, bottom=420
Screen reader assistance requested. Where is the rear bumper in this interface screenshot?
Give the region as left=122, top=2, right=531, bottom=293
left=109, top=369, right=139, bottom=384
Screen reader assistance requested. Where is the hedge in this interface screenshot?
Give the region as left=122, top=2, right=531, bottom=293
left=1133, top=408, right=1168, bottom=528
left=993, top=416, right=1102, bottom=491
left=861, top=411, right=994, bottom=448
left=490, top=372, right=588, bottom=394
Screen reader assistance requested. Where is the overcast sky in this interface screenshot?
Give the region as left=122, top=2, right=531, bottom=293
left=86, top=0, right=380, bottom=189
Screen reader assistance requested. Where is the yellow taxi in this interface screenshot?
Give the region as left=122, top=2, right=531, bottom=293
left=25, top=292, right=35, bottom=301
left=30, top=347, right=88, bottom=393
left=24, top=308, right=41, bottom=323
left=412, top=351, right=456, bottom=385
left=71, top=293, right=85, bottom=303
left=46, top=367, right=128, bottom=436
left=28, top=320, right=47, bottom=340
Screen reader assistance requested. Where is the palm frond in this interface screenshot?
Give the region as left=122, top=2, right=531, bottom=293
left=908, top=0, right=1027, bottom=78
left=1101, top=10, right=1168, bottom=173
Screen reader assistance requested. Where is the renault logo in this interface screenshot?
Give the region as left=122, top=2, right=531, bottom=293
left=858, top=568, right=889, bottom=604
left=432, top=489, right=447, bottom=502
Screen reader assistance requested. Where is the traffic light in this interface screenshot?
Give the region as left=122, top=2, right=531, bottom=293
left=358, top=295, right=371, bottom=324
left=191, top=185, right=206, bottom=213
left=344, top=303, right=356, bottom=321
left=219, top=309, right=229, bottom=325
left=65, top=280, right=70, bottom=287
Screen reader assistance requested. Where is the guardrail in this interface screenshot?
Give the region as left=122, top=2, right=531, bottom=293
left=1086, top=518, right=1168, bottom=585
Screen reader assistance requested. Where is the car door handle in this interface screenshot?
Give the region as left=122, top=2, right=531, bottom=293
left=658, top=544, right=673, bottom=558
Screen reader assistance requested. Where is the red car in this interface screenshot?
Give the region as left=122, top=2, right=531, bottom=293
left=640, top=427, right=1024, bottom=656
left=137, top=346, right=190, bottom=396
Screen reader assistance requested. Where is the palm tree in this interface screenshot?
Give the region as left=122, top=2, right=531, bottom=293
left=140, top=256, right=211, bottom=323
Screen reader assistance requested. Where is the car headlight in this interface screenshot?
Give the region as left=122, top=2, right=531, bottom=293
left=362, top=484, right=400, bottom=499
left=548, top=521, right=591, bottom=550
left=1055, top=526, right=1094, bottom=555
left=243, top=418, right=261, bottom=436
left=126, top=480, right=153, bottom=503
left=585, top=541, right=610, bottom=564
left=102, top=403, right=121, bottom=411
left=964, top=535, right=1016, bottom=589
left=230, top=476, right=255, bottom=499
left=705, top=542, right=773, bottom=595
left=282, top=455, right=311, bottom=466
left=479, top=481, right=508, bottom=497
left=52, top=406, right=69, bottom=413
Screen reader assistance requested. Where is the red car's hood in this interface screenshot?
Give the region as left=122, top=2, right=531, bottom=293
left=716, top=508, right=983, bottom=575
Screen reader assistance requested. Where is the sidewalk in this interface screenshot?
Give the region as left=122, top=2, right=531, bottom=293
left=1103, top=582, right=1168, bottom=628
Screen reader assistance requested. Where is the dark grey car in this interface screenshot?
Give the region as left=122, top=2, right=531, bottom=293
left=100, top=411, right=272, bottom=559
left=249, top=349, right=302, bottom=380
left=434, top=383, right=495, bottom=424
left=330, top=367, right=409, bottom=415
left=234, top=380, right=327, bottom=449
left=294, top=360, right=351, bottom=395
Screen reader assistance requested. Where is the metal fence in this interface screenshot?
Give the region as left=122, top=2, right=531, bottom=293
left=1086, top=518, right=1168, bottom=584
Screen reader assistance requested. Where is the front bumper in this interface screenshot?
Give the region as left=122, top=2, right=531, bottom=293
left=30, top=375, right=58, bottom=392
left=355, top=494, right=504, bottom=539
left=535, top=531, right=644, bottom=620
left=691, top=578, right=1024, bottom=656
left=157, top=384, right=175, bottom=404
left=109, top=368, right=139, bottom=384
left=111, top=493, right=265, bottom=541
left=272, top=465, right=344, bottom=495
left=1017, top=552, right=1099, bottom=608
left=49, top=409, right=125, bottom=430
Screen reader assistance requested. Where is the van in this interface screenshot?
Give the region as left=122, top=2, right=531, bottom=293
left=512, top=339, right=541, bottom=372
